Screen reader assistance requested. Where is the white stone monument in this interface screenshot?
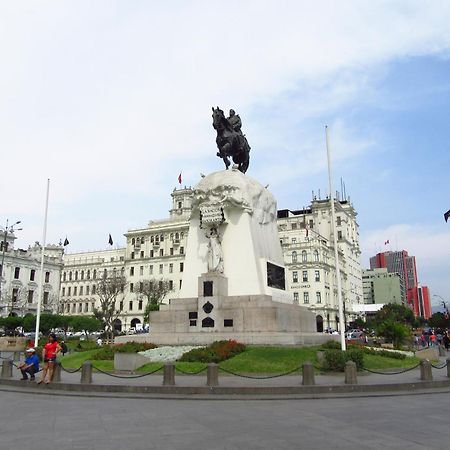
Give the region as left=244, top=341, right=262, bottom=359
left=141, top=168, right=321, bottom=345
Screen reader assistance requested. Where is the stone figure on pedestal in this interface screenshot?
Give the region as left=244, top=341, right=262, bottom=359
left=206, top=227, right=224, bottom=273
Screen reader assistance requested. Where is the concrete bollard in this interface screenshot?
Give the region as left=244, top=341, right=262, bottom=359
left=439, top=346, right=446, bottom=357
left=1, top=360, right=13, bottom=379
left=207, top=363, right=219, bottom=387
left=447, top=359, right=450, bottom=378
left=81, top=361, right=93, bottom=384
left=52, top=362, right=61, bottom=382
left=302, top=362, right=315, bottom=386
left=420, top=359, right=432, bottom=381
left=163, top=363, right=175, bottom=386
left=344, top=361, right=357, bottom=385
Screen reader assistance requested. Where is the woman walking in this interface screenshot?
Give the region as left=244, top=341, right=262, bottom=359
left=38, top=333, right=61, bottom=384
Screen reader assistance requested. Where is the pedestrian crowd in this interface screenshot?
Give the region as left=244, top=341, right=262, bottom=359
left=414, top=329, right=450, bottom=350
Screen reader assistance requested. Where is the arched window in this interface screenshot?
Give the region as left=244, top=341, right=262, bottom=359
left=93, top=269, right=97, bottom=280
left=313, top=250, right=319, bottom=262
left=141, top=237, right=145, bottom=244
left=63, top=272, right=67, bottom=282
left=87, top=270, right=90, bottom=280
left=69, top=271, right=72, bottom=281
left=131, top=238, right=135, bottom=245
left=75, top=271, right=78, bottom=281
left=302, top=250, right=307, bottom=262
left=292, top=251, right=297, bottom=263
left=81, top=270, right=84, bottom=280
left=150, top=236, right=154, bottom=243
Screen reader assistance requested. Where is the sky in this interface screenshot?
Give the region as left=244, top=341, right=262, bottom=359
left=1, top=1, right=450, bottom=305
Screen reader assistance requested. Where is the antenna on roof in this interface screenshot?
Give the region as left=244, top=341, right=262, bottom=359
left=318, top=189, right=321, bottom=200
left=343, top=180, right=347, bottom=201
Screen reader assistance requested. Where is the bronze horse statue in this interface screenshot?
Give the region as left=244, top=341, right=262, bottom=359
left=212, top=107, right=250, bottom=174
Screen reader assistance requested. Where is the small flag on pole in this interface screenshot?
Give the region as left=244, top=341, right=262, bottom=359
left=108, top=234, right=113, bottom=246
left=444, top=210, right=450, bottom=223
left=63, top=237, right=69, bottom=246
left=384, top=239, right=390, bottom=245
left=178, top=173, right=182, bottom=185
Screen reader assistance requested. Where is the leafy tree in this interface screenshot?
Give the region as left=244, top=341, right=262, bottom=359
left=140, top=279, right=173, bottom=323
left=0, top=316, right=23, bottom=334
left=372, top=303, right=415, bottom=327
left=69, top=315, right=102, bottom=334
left=428, top=312, right=449, bottom=329
left=22, top=314, right=36, bottom=332
left=376, top=319, right=410, bottom=349
left=93, top=271, right=126, bottom=342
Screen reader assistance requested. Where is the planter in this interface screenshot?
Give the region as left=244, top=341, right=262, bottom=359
left=113, top=353, right=150, bottom=372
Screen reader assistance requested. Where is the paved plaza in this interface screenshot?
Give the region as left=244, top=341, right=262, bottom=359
left=0, top=389, right=449, bottom=450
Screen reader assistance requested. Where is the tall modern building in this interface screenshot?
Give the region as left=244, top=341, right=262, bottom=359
left=60, top=188, right=363, bottom=332
left=369, top=250, right=431, bottom=318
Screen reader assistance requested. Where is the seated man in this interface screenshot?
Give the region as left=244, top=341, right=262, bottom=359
left=18, top=348, right=40, bottom=381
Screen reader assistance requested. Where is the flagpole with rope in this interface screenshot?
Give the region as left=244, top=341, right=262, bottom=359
left=325, top=126, right=346, bottom=351
left=34, top=179, right=50, bottom=348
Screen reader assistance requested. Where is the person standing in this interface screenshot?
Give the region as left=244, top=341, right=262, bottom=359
left=38, top=333, right=61, bottom=384
left=18, top=348, right=39, bottom=381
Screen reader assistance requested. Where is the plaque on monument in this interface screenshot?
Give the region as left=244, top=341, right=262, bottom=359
left=267, top=262, right=286, bottom=290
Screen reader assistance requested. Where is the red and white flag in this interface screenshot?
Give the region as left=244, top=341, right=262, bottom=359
left=178, top=173, right=182, bottom=185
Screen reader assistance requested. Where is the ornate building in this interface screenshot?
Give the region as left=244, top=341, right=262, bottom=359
left=60, top=188, right=363, bottom=332
left=0, top=233, right=64, bottom=317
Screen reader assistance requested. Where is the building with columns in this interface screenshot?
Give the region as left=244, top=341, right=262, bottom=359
left=0, top=232, right=64, bottom=317
left=60, top=188, right=363, bottom=333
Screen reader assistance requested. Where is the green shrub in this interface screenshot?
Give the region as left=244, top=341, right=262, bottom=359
left=321, top=340, right=341, bottom=350
left=91, top=342, right=158, bottom=360
left=322, top=348, right=364, bottom=371
left=179, top=340, right=246, bottom=363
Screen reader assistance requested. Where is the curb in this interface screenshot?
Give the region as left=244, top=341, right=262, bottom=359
left=2, top=377, right=450, bottom=400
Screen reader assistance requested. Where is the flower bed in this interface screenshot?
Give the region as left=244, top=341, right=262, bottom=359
left=178, top=340, right=246, bottom=363
left=139, top=346, right=202, bottom=362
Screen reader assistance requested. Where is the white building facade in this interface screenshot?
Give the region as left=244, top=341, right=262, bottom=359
left=0, top=233, right=64, bottom=317
left=60, top=189, right=363, bottom=333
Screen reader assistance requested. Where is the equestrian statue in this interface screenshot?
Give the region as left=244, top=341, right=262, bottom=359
left=212, top=107, right=251, bottom=174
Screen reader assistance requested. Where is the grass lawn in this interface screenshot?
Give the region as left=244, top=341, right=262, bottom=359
left=59, top=345, right=421, bottom=374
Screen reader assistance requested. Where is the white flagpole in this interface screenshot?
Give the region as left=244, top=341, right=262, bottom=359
left=34, top=179, right=50, bottom=348
left=325, top=126, right=346, bottom=351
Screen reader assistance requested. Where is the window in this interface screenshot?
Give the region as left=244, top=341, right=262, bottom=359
left=129, top=301, right=133, bottom=311
left=75, top=271, right=78, bottom=281
left=72, top=304, right=76, bottom=313
left=291, top=223, right=297, bottom=230
left=93, top=269, right=97, bottom=279
left=140, top=251, right=144, bottom=258
left=150, top=250, right=154, bottom=258
left=78, top=303, right=82, bottom=313
left=43, top=292, right=49, bottom=305
left=86, top=285, right=90, bottom=295
left=12, top=288, right=19, bottom=303
left=74, top=286, right=78, bottom=296
left=66, top=304, right=70, bottom=313
left=158, top=281, right=163, bottom=290
left=92, top=285, right=96, bottom=295
left=149, top=265, right=153, bottom=275
left=178, top=201, right=182, bottom=209
left=132, top=238, right=135, bottom=245
left=119, top=301, right=123, bottom=311
left=103, top=269, right=107, bottom=278
left=160, top=234, right=164, bottom=242
left=130, top=283, right=134, bottom=293
left=62, top=287, right=65, bottom=297
left=79, top=286, right=84, bottom=295
left=63, top=272, right=67, bottom=282
left=180, top=246, right=184, bottom=255
left=84, top=303, right=89, bottom=312
left=30, top=269, right=36, bottom=281
left=336, top=216, right=341, bottom=226
left=315, top=270, right=320, bottom=282
left=179, top=280, right=182, bottom=289
left=14, top=267, right=20, bottom=279
left=81, top=270, right=84, bottom=280
left=337, top=231, right=343, bottom=240
left=139, top=282, right=143, bottom=293
left=169, top=280, right=173, bottom=290
left=68, top=287, right=71, bottom=296
left=130, top=267, right=135, bottom=276
left=159, top=264, right=163, bottom=274
left=169, top=263, right=173, bottom=273
left=180, top=262, right=184, bottom=273
left=293, top=292, right=299, bottom=303
left=303, top=292, right=309, bottom=304
left=170, top=247, right=174, bottom=256
left=302, top=251, right=307, bottom=262
left=140, top=266, right=144, bottom=276
left=28, top=290, right=34, bottom=303
left=150, top=236, right=154, bottom=243
left=69, top=271, right=73, bottom=281
left=131, top=252, right=135, bottom=259
left=292, top=251, right=297, bottom=263
left=160, top=249, right=164, bottom=257
left=316, top=292, right=322, bottom=304
left=91, top=302, right=95, bottom=311
left=313, top=250, right=319, bottom=262
left=87, top=270, right=90, bottom=280
left=292, top=271, right=298, bottom=283
left=309, top=220, right=313, bottom=229
left=138, top=300, right=143, bottom=310
left=224, top=319, right=233, bottom=327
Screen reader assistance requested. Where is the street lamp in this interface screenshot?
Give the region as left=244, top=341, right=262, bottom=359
left=433, top=294, right=448, bottom=314
left=0, top=219, right=23, bottom=315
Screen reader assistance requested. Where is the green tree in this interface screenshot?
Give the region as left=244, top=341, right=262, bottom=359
left=0, top=316, right=23, bottom=334
left=22, top=314, right=36, bottom=332
left=376, top=319, right=410, bottom=349
left=428, top=312, right=449, bottom=329
left=69, top=316, right=102, bottom=334
left=140, top=279, right=173, bottom=323
left=373, top=303, right=415, bottom=326
left=93, top=271, right=126, bottom=342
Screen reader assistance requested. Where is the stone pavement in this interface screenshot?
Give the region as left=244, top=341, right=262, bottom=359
left=1, top=389, right=450, bottom=450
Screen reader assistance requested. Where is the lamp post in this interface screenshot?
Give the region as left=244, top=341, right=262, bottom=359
left=433, top=294, right=448, bottom=314
left=0, top=219, right=22, bottom=315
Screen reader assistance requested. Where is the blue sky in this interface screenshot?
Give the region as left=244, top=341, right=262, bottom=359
left=1, top=1, right=450, bottom=304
